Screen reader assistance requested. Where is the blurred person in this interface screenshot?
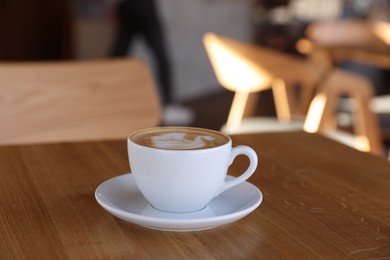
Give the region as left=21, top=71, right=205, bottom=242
left=109, top=0, right=194, bottom=125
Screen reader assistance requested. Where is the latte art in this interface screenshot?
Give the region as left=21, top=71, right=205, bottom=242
left=131, top=127, right=229, bottom=150
left=151, top=132, right=216, bottom=149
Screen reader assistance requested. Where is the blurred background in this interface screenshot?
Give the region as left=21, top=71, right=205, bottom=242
left=0, top=0, right=389, bottom=131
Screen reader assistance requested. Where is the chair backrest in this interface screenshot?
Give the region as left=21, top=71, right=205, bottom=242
left=204, top=32, right=325, bottom=93
left=203, top=32, right=272, bottom=94
left=0, top=58, right=161, bottom=145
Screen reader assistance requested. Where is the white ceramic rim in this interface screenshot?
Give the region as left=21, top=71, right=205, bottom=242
left=128, top=126, right=232, bottom=152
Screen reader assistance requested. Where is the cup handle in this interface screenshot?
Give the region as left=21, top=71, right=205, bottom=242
left=216, top=145, right=258, bottom=196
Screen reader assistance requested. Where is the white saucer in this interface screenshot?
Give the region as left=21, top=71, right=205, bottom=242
left=95, top=173, right=262, bottom=231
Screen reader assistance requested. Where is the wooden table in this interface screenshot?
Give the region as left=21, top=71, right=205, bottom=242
left=1, top=132, right=389, bottom=259
left=307, top=20, right=390, bottom=70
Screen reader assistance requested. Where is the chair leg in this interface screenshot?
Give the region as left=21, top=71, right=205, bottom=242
left=242, top=92, right=260, bottom=118
left=353, top=91, right=383, bottom=155
left=272, top=78, right=294, bottom=122
left=303, top=87, right=338, bottom=133
left=226, top=90, right=250, bottom=132
left=304, top=69, right=384, bottom=156
left=298, top=80, right=320, bottom=116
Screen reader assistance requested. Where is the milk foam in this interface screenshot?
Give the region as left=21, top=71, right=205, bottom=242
left=150, top=132, right=216, bottom=149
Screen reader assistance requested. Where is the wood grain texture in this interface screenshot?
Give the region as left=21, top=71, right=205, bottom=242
left=0, top=132, right=389, bottom=259
left=0, top=58, right=161, bottom=145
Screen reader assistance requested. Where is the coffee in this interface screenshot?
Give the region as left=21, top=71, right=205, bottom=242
left=131, top=127, right=229, bottom=150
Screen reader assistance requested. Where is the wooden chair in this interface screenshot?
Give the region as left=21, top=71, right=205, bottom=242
left=0, top=58, right=161, bottom=145
left=304, top=69, right=383, bottom=156
left=300, top=20, right=389, bottom=155
left=203, top=32, right=326, bottom=134
left=204, top=32, right=384, bottom=156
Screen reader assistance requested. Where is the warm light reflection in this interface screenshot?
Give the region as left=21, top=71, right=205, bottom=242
left=226, top=91, right=250, bottom=132
left=372, top=21, right=390, bottom=45
left=205, top=35, right=271, bottom=92
left=305, top=95, right=372, bottom=153
left=356, top=135, right=370, bottom=152
left=272, top=78, right=292, bottom=122
left=204, top=33, right=272, bottom=132
left=303, top=93, right=327, bottom=132
left=296, top=38, right=314, bottom=54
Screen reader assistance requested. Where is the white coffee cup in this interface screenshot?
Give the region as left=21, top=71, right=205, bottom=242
left=128, top=127, right=258, bottom=213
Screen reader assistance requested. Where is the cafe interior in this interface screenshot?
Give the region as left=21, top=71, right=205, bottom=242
left=2, top=0, right=389, bottom=157
left=0, top=0, right=390, bottom=258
